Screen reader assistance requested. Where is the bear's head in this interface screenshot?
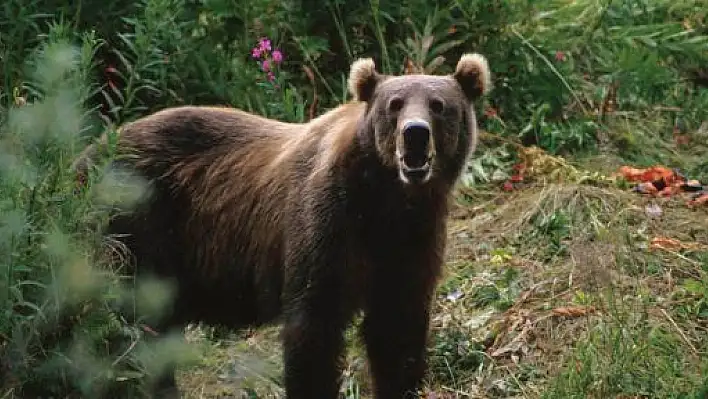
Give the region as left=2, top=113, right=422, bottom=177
left=349, top=53, right=491, bottom=186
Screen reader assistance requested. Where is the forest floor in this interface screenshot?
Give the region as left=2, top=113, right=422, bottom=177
left=174, top=145, right=708, bottom=399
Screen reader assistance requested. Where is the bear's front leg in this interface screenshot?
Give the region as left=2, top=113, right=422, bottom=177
left=362, top=253, right=441, bottom=399
left=281, top=303, right=349, bottom=398
left=362, top=294, right=432, bottom=398
left=281, top=187, right=354, bottom=399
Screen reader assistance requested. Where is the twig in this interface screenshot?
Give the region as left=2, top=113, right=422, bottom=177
left=660, top=308, right=699, bottom=356
left=506, top=365, right=531, bottom=399
left=302, top=65, right=318, bottom=121
left=660, top=249, right=705, bottom=268
left=112, top=335, right=140, bottom=366
left=653, top=106, right=682, bottom=112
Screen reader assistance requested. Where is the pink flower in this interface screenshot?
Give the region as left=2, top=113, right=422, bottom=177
left=267, top=71, right=275, bottom=82
left=261, top=59, right=270, bottom=72
left=272, top=49, right=283, bottom=64
left=555, top=51, right=566, bottom=62
left=259, top=37, right=272, bottom=52
left=252, top=47, right=262, bottom=59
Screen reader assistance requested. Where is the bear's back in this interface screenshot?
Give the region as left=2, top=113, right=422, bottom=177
left=117, top=105, right=298, bottom=164
left=103, top=104, right=367, bottom=327
left=106, top=106, right=310, bottom=324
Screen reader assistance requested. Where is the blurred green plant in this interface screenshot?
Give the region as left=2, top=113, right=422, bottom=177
left=0, top=27, right=198, bottom=398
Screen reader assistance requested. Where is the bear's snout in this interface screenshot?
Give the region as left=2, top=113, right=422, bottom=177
left=397, top=119, right=434, bottom=185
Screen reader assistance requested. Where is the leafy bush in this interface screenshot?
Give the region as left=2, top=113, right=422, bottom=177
left=0, top=23, right=198, bottom=398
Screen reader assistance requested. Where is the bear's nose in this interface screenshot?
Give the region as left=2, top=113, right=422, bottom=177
left=402, top=120, right=432, bottom=169
left=403, top=120, right=431, bottom=138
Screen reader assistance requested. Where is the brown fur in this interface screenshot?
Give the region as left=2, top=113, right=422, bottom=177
left=75, top=53, right=492, bottom=398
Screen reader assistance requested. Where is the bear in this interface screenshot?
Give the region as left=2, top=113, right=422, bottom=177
left=73, top=52, right=491, bottom=398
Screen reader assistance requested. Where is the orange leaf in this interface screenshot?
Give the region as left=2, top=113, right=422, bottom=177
left=552, top=306, right=596, bottom=317
left=650, top=236, right=704, bottom=251
left=618, top=165, right=677, bottom=183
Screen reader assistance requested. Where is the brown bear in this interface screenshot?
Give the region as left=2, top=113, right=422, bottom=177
left=74, top=52, right=491, bottom=398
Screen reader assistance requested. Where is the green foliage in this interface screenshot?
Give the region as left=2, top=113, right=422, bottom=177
left=543, top=314, right=706, bottom=399
left=428, top=326, right=486, bottom=386
left=0, top=23, right=197, bottom=399
left=531, top=209, right=572, bottom=259
left=1, top=0, right=707, bottom=396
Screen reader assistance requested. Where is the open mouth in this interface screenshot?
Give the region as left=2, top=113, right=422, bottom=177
left=397, top=119, right=434, bottom=184
left=399, top=155, right=433, bottom=184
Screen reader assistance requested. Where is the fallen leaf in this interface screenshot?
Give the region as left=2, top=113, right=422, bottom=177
left=552, top=306, right=596, bottom=317
left=618, top=165, right=677, bottom=183
left=649, top=236, right=705, bottom=252
left=688, top=192, right=708, bottom=207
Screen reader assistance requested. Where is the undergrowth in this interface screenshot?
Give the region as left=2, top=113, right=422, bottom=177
left=1, top=0, right=707, bottom=397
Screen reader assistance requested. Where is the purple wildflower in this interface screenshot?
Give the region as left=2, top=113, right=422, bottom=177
left=259, top=37, right=272, bottom=52
left=272, top=49, right=283, bottom=64
left=250, top=37, right=281, bottom=86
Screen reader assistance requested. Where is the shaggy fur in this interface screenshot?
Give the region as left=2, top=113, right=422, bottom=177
left=74, top=53, right=491, bottom=398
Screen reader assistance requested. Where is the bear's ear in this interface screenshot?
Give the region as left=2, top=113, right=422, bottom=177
left=453, top=53, right=492, bottom=101
left=348, top=57, right=381, bottom=103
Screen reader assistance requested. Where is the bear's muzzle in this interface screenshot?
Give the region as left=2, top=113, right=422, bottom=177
left=398, top=119, right=434, bottom=184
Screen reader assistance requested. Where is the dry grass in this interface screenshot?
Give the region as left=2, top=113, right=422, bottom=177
left=175, top=325, right=283, bottom=398
left=425, top=179, right=708, bottom=398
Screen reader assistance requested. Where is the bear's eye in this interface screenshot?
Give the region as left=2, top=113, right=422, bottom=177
left=388, top=97, right=404, bottom=113
left=429, top=97, right=445, bottom=114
